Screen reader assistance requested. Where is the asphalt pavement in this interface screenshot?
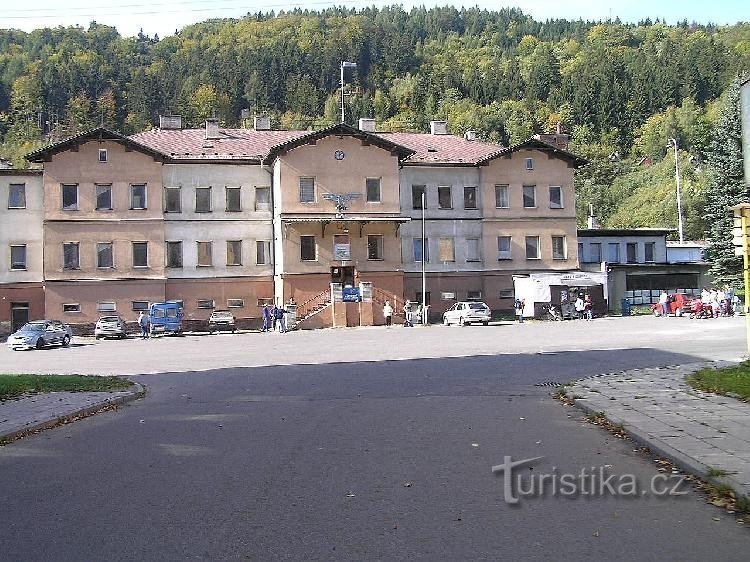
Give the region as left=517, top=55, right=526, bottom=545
left=0, top=317, right=748, bottom=560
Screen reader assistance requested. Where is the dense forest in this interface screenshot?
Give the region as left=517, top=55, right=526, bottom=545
left=1, top=6, right=749, bottom=243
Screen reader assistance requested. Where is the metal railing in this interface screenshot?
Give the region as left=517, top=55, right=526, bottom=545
left=296, top=289, right=331, bottom=320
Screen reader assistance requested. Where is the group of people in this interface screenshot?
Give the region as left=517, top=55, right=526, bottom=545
left=261, top=303, right=291, bottom=333
left=383, top=300, right=423, bottom=327
left=692, top=286, right=738, bottom=318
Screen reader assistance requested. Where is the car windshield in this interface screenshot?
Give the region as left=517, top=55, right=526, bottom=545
left=212, top=311, right=232, bottom=318
left=99, top=316, right=119, bottom=322
left=19, top=322, right=45, bottom=332
left=469, top=303, right=487, bottom=310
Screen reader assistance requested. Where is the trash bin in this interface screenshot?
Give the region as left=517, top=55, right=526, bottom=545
left=621, top=298, right=631, bottom=316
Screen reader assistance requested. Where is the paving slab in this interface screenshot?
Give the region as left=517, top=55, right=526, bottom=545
left=567, top=361, right=750, bottom=500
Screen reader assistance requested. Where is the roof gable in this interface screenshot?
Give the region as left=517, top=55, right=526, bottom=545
left=478, top=138, right=588, bottom=168
left=26, top=127, right=166, bottom=163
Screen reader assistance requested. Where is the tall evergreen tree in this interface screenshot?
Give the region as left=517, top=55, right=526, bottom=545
left=704, top=79, right=747, bottom=287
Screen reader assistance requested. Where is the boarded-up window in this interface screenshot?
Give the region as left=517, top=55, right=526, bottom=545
left=195, top=187, right=212, bottom=212
left=197, top=241, right=212, bottom=266
left=164, top=187, right=182, bottom=213
left=439, top=238, right=455, bottom=262
left=166, top=241, right=183, bottom=268
left=466, top=238, right=481, bottom=262
left=225, top=187, right=241, bottom=212
left=227, top=240, right=242, bottom=266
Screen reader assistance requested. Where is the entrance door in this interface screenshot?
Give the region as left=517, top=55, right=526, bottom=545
left=331, top=266, right=355, bottom=287
left=11, top=303, right=29, bottom=333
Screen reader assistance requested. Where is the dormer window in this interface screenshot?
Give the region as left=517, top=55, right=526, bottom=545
left=427, top=147, right=438, bottom=153
left=525, top=158, right=533, bottom=170
left=98, top=149, right=108, bottom=163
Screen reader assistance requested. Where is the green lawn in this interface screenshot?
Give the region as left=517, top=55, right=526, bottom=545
left=0, top=374, right=133, bottom=401
left=686, top=362, right=750, bottom=401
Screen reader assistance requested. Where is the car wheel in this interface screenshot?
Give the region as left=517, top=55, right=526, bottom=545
left=36, top=338, right=45, bottom=350
left=62, top=335, right=71, bottom=347
left=482, top=321, right=489, bottom=326
left=442, top=316, right=449, bottom=326
left=458, top=317, right=465, bottom=326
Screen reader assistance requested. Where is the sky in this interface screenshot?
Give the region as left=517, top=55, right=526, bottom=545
left=2, top=0, right=748, bottom=39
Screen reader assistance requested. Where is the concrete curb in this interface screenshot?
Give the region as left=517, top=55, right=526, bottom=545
left=0, top=382, right=146, bottom=444
left=569, top=386, right=749, bottom=501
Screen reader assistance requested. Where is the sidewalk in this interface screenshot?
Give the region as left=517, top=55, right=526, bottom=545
left=0, top=384, right=144, bottom=443
left=567, top=362, right=750, bottom=500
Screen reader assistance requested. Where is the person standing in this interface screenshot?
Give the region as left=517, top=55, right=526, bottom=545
left=403, top=301, right=413, bottom=327
left=584, top=294, right=593, bottom=321
left=574, top=295, right=585, bottom=319
left=138, top=311, right=150, bottom=339
left=275, top=305, right=287, bottom=333
left=514, top=298, right=525, bottom=323
left=383, top=301, right=393, bottom=327
left=659, top=290, right=669, bottom=317
left=261, top=305, right=272, bottom=332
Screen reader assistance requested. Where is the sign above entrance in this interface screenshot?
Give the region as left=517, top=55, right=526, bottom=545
left=333, top=234, right=351, bottom=261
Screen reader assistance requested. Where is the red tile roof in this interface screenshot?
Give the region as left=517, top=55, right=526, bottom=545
left=129, top=128, right=309, bottom=160
left=375, top=132, right=503, bottom=165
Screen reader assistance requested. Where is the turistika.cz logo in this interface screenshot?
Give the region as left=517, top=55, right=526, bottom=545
left=491, top=456, right=688, bottom=505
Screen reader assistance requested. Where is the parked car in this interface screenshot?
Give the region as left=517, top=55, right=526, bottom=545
left=208, top=310, right=236, bottom=333
left=7, top=320, right=73, bottom=350
left=442, top=302, right=492, bottom=326
left=94, top=315, right=127, bottom=339
left=149, top=301, right=183, bottom=335
left=651, top=293, right=694, bottom=317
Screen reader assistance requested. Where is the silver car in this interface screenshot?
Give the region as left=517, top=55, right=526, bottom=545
left=442, top=302, right=492, bottom=326
left=94, top=316, right=128, bottom=339
left=7, top=320, right=73, bottom=350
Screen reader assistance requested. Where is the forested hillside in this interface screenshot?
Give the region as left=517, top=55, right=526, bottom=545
left=1, top=6, right=749, bottom=236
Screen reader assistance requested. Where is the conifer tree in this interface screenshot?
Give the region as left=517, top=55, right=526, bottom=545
left=704, top=79, right=747, bottom=287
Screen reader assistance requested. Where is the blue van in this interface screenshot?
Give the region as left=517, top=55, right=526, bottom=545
left=148, top=301, right=183, bottom=335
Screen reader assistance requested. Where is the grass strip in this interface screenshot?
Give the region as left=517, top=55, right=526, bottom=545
left=686, top=362, right=750, bottom=401
left=0, top=374, right=132, bottom=401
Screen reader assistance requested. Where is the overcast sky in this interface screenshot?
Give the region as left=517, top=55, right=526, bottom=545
left=3, top=0, right=748, bottom=38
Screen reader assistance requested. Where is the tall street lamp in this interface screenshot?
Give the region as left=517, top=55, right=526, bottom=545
left=668, top=137, right=685, bottom=244
left=340, top=61, right=357, bottom=123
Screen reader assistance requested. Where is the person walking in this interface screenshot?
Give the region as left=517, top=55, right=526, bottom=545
left=659, top=290, right=669, bottom=317
left=403, top=300, right=414, bottom=327
left=584, top=294, right=593, bottom=321
left=574, top=294, right=585, bottom=319
left=261, top=304, right=272, bottom=332
left=275, top=305, right=287, bottom=333
left=383, top=301, right=393, bottom=327
left=514, top=298, right=525, bottom=323
left=138, top=311, right=150, bottom=339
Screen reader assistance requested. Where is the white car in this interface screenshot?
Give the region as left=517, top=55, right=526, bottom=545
left=94, top=315, right=128, bottom=339
left=443, top=302, right=491, bottom=326
left=7, top=320, right=73, bottom=350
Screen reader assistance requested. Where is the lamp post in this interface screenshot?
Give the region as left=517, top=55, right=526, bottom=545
left=421, top=190, right=427, bottom=324
left=340, top=61, right=357, bottom=123
left=668, top=137, right=685, bottom=244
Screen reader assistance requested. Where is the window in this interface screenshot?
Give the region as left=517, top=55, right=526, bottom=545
left=525, top=236, right=540, bottom=259
left=498, top=289, right=514, bottom=299
left=644, top=242, right=655, bottom=263
left=466, top=238, right=481, bottom=262
left=130, top=184, right=147, bottom=210
left=366, top=178, right=381, bottom=203
left=438, top=238, right=455, bottom=262
left=10, top=245, right=26, bottom=270
left=257, top=298, right=274, bottom=307
left=467, top=290, right=482, bottom=301
left=522, top=185, right=536, bottom=208
left=98, top=148, right=108, bottom=163
left=255, top=187, right=270, bottom=211
left=8, top=184, right=26, bottom=209
left=132, top=301, right=149, bottom=311
left=97, top=301, right=116, bottom=312
left=438, top=185, right=452, bottom=209
left=225, top=187, right=241, bottom=212
left=608, top=243, right=620, bottom=263
left=495, top=184, right=509, bottom=208
left=197, top=241, right=213, bottom=266
left=299, top=177, right=315, bottom=203
left=300, top=235, right=316, bottom=261
left=552, top=236, right=567, bottom=260
left=96, top=184, right=112, bottom=210
left=164, top=187, right=182, bottom=213
left=497, top=236, right=512, bottom=260
left=195, top=187, right=211, bottom=213
left=463, top=186, right=477, bottom=209
left=63, top=303, right=81, bottom=313
left=132, top=242, right=148, bottom=267
left=627, top=243, right=638, bottom=263
left=441, top=292, right=456, bottom=300
left=525, top=157, right=534, bottom=170
left=227, top=299, right=244, bottom=308
left=413, top=238, right=429, bottom=262
left=367, top=235, right=384, bottom=260
left=549, top=186, right=563, bottom=209
left=97, top=242, right=114, bottom=268
left=166, top=241, right=183, bottom=268
left=256, top=241, right=271, bottom=265
left=415, top=291, right=431, bottom=306
left=197, top=299, right=215, bottom=309
left=227, top=240, right=242, bottom=266
left=412, top=185, right=425, bottom=209
left=589, top=243, right=602, bottom=263
left=62, top=184, right=78, bottom=210
left=63, top=242, right=79, bottom=270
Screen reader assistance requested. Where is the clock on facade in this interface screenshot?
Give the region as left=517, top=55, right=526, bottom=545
left=334, top=150, right=346, bottom=160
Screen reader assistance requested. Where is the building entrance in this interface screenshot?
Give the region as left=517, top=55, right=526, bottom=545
left=11, top=303, right=29, bottom=333
left=331, top=266, right=355, bottom=287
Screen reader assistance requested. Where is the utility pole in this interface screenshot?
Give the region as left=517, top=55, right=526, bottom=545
left=421, top=190, right=427, bottom=324
left=340, top=61, right=357, bottom=123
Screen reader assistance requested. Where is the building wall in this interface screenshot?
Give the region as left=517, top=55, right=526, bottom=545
left=579, top=234, right=668, bottom=264
left=482, top=219, right=578, bottom=271
left=0, top=171, right=44, bottom=284
left=165, top=277, right=273, bottom=323
left=0, top=283, right=45, bottom=335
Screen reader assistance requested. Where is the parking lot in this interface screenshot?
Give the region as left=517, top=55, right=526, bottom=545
left=1, top=315, right=745, bottom=376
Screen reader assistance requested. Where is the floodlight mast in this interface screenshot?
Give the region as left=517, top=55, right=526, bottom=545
left=340, top=61, right=357, bottom=123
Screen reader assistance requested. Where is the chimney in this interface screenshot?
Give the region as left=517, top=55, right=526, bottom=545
left=253, top=116, right=271, bottom=131
left=159, top=115, right=182, bottom=130
left=464, top=130, right=477, bottom=141
left=534, top=130, right=570, bottom=151
left=587, top=204, right=599, bottom=229
left=359, top=118, right=376, bottom=132
left=430, top=120, right=448, bottom=135
left=205, top=118, right=220, bottom=139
